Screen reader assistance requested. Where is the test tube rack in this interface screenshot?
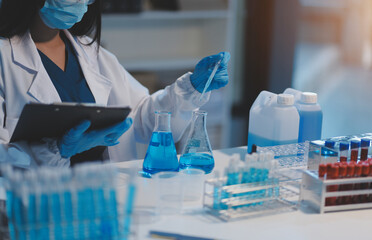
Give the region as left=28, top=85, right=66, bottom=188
left=0, top=165, right=136, bottom=240
left=203, top=143, right=307, bottom=221
left=203, top=170, right=300, bottom=221
left=300, top=170, right=372, bottom=213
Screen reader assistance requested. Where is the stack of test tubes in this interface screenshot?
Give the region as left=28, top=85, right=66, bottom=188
left=0, top=163, right=136, bottom=240
left=318, top=160, right=372, bottom=206
left=203, top=151, right=299, bottom=221
left=301, top=134, right=372, bottom=213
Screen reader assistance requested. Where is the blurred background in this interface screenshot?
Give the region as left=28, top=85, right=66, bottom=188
left=101, top=0, right=372, bottom=155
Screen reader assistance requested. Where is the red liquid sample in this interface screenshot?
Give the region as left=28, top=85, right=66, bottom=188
left=360, top=163, right=370, bottom=203
left=337, top=164, right=347, bottom=205
left=325, top=164, right=339, bottom=206
left=350, top=149, right=358, bottom=162
left=352, top=163, right=363, bottom=204
left=360, top=148, right=368, bottom=161
left=318, top=164, right=327, bottom=178
left=344, top=163, right=355, bottom=204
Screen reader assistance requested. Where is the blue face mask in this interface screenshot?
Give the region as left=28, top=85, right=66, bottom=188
left=40, top=0, right=94, bottom=30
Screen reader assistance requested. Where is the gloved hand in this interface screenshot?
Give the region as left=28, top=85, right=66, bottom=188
left=190, top=52, right=231, bottom=93
left=58, top=118, right=132, bottom=158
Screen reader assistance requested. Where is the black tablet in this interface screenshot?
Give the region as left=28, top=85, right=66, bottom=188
left=10, top=103, right=131, bottom=143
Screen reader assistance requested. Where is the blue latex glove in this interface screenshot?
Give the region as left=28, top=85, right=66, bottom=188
left=190, top=52, right=231, bottom=93
left=58, top=118, right=132, bottom=158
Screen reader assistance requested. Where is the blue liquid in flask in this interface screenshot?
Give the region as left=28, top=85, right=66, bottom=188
left=179, top=153, right=215, bottom=174
left=143, top=131, right=179, bottom=174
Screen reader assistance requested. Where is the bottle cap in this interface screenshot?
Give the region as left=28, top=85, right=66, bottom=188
left=347, top=163, right=355, bottom=176
left=326, top=163, right=333, bottom=173
left=361, top=138, right=371, bottom=147
left=330, top=165, right=339, bottom=179
left=300, top=92, right=317, bottom=104
left=325, top=140, right=335, bottom=149
left=362, top=163, right=370, bottom=176
left=277, top=94, right=294, bottom=105
left=355, top=163, right=363, bottom=176
left=351, top=140, right=361, bottom=149
left=339, top=142, right=349, bottom=151
left=318, top=164, right=327, bottom=177
left=339, top=164, right=347, bottom=177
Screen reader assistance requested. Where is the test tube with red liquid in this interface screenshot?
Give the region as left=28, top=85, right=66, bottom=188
left=350, top=140, right=360, bottom=162
left=318, top=163, right=327, bottom=178
left=360, top=138, right=370, bottom=161
left=336, top=164, right=347, bottom=205
left=325, top=164, right=339, bottom=206
left=360, top=162, right=370, bottom=203
left=344, top=162, right=355, bottom=204
left=352, top=163, right=363, bottom=204
left=369, top=160, right=372, bottom=202
left=339, top=142, right=349, bottom=163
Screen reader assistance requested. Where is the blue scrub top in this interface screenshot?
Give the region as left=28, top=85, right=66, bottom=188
left=38, top=33, right=105, bottom=166
left=38, top=33, right=95, bottom=103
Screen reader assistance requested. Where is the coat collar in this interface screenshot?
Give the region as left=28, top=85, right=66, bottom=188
left=9, top=30, right=112, bottom=105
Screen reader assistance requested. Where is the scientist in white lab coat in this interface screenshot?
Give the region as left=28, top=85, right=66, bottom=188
left=0, top=0, right=230, bottom=167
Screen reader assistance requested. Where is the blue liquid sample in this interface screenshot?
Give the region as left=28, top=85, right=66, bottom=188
left=179, top=153, right=214, bottom=174
left=298, top=109, right=322, bottom=142
left=143, top=132, right=179, bottom=174
left=247, top=132, right=297, bottom=153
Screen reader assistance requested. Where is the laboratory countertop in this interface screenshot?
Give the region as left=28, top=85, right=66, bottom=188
left=115, top=147, right=372, bottom=240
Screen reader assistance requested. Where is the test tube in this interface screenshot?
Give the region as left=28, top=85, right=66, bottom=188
left=323, top=140, right=337, bottom=164
left=325, top=164, right=339, bottom=206
left=336, top=164, right=347, bottom=205
left=344, top=162, right=355, bottom=204
left=318, top=164, right=327, bottom=178
left=352, top=163, right=363, bottom=204
left=339, top=142, right=349, bottom=163
left=360, top=163, right=370, bottom=203
left=369, top=161, right=372, bottom=202
left=225, top=157, right=240, bottom=186
left=360, top=138, right=370, bottom=161
left=350, top=140, right=360, bottom=162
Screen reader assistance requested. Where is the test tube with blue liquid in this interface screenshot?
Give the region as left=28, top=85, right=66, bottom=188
left=143, top=111, right=179, bottom=175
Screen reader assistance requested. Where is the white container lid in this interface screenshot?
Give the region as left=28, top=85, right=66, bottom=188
left=301, top=92, right=317, bottom=104
left=277, top=94, right=294, bottom=105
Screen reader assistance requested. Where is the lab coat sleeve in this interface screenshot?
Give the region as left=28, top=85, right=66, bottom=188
left=125, top=69, right=211, bottom=144
left=0, top=51, right=69, bottom=168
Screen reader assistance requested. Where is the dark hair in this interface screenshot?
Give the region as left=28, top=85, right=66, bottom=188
left=0, top=0, right=102, bottom=46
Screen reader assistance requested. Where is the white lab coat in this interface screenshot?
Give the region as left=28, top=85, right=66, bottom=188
left=0, top=30, right=209, bottom=168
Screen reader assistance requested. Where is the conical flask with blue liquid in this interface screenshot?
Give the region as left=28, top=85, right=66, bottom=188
left=143, top=111, right=179, bottom=174
left=179, top=110, right=214, bottom=174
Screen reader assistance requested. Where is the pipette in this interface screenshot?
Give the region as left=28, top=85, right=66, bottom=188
left=199, top=56, right=223, bottom=102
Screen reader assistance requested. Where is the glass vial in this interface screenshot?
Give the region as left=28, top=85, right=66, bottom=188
left=360, top=138, right=370, bottom=161
left=179, top=110, right=215, bottom=174
left=142, top=111, right=179, bottom=174
left=350, top=140, right=360, bottom=162
left=339, top=141, right=349, bottom=163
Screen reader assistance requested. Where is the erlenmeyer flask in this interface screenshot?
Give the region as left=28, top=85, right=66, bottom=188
left=179, top=110, right=214, bottom=174
left=143, top=111, right=179, bottom=174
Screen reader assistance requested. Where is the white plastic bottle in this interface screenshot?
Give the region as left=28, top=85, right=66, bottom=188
left=284, top=88, right=323, bottom=142
left=247, top=92, right=299, bottom=153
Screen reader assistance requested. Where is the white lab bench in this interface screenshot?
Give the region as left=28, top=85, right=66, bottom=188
left=115, top=147, right=372, bottom=240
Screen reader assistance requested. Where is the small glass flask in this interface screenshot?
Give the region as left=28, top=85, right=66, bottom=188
left=143, top=111, right=179, bottom=174
left=179, top=110, right=214, bottom=174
